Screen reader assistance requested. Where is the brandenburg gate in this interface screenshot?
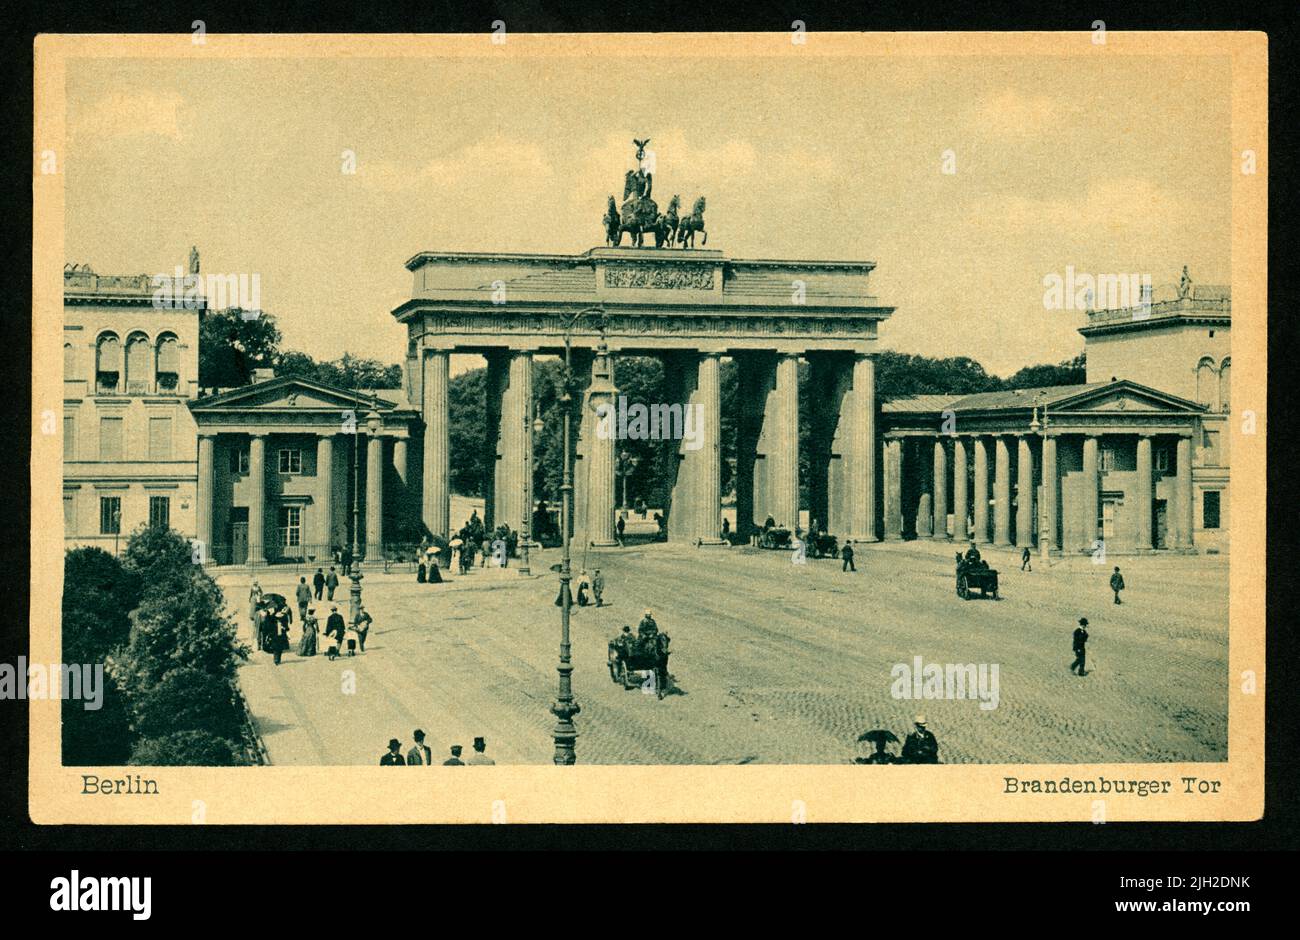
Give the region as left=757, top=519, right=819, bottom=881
left=391, top=246, right=894, bottom=547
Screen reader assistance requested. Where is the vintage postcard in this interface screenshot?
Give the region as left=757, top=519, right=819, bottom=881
left=29, top=30, right=1265, bottom=824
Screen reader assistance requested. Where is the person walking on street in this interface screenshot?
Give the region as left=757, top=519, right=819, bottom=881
left=313, top=567, right=326, bottom=600
left=295, top=577, right=312, bottom=622
left=354, top=605, right=373, bottom=652
left=380, top=739, right=406, bottom=766
left=616, top=515, right=626, bottom=546
left=407, top=730, right=432, bottom=766
left=325, top=566, right=339, bottom=600
left=900, top=716, right=940, bottom=764
left=467, top=736, right=496, bottom=765
left=1070, top=618, right=1090, bottom=676
left=1110, top=566, right=1125, bottom=605
left=324, top=605, right=346, bottom=659
left=841, top=540, right=856, bottom=572
left=592, top=569, right=605, bottom=607
left=443, top=745, right=465, bottom=766
left=271, top=604, right=291, bottom=666
left=1021, top=547, right=1032, bottom=572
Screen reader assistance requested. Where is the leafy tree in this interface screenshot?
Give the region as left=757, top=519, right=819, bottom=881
left=61, top=547, right=141, bottom=765
left=130, top=667, right=245, bottom=742
left=129, top=730, right=238, bottom=767
left=199, top=308, right=282, bottom=388
left=122, top=523, right=195, bottom=590
left=449, top=367, right=488, bottom=497
left=1005, top=352, right=1087, bottom=389
left=276, top=351, right=404, bottom=389
left=875, top=351, right=1002, bottom=401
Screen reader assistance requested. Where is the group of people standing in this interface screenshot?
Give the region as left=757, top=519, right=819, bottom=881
left=249, top=580, right=373, bottom=665
left=382, top=731, right=496, bottom=766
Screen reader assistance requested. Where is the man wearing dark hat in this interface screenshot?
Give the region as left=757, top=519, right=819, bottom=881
left=407, top=730, right=432, bottom=766
left=325, top=605, right=346, bottom=659
left=1070, top=618, right=1090, bottom=675
left=467, top=737, right=495, bottom=766
left=443, top=745, right=465, bottom=766
left=900, top=716, right=939, bottom=764
left=380, top=739, right=406, bottom=765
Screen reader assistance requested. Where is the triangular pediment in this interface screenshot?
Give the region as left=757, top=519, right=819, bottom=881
left=1049, top=381, right=1204, bottom=415
left=191, top=376, right=408, bottom=412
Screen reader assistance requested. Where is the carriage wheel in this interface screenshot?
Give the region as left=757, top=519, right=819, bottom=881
left=958, top=576, right=969, bottom=600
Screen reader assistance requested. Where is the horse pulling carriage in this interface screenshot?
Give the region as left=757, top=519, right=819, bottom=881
left=607, top=630, right=673, bottom=699
left=955, top=555, right=999, bottom=600
left=759, top=526, right=793, bottom=550
left=602, top=141, right=708, bottom=249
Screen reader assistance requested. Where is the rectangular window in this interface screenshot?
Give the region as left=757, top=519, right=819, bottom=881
left=148, top=417, right=172, bottom=460
left=148, top=495, right=170, bottom=529
left=1203, top=491, right=1221, bottom=530
left=229, top=446, right=249, bottom=475
left=1154, top=448, right=1170, bottom=472
left=99, top=416, right=123, bottom=461
left=63, top=493, right=75, bottom=533
left=278, top=449, right=302, bottom=474
left=99, top=496, right=121, bottom=535
left=1099, top=447, right=1115, bottom=472
left=278, top=506, right=301, bottom=548
left=63, top=416, right=76, bottom=459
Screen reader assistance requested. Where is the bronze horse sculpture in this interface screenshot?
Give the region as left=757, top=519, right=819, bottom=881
left=675, top=196, right=707, bottom=248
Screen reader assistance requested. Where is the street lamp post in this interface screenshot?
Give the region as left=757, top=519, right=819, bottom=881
left=520, top=398, right=543, bottom=577
left=551, top=305, right=606, bottom=765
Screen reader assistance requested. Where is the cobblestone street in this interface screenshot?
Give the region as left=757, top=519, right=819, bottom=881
left=229, top=540, right=1228, bottom=766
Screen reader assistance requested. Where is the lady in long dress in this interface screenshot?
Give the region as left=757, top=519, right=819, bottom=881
left=428, top=559, right=443, bottom=583
left=417, top=559, right=427, bottom=583
left=297, top=610, right=318, bottom=656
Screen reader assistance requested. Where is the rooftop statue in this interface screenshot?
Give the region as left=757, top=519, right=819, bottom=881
left=602, top=139, right=706, bottom=249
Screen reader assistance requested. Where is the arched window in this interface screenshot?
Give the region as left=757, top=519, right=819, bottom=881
left=64, top=342, right=77, bottom=379
left=156, top=333, right=180, bottom=393
left=95, top=333, right=121, bottom=394
left=125, top=332, right=151, bottom=395
left=1218, top=358, right=1231, bottom=413
left=1196, top=357, right=1218, bottom=410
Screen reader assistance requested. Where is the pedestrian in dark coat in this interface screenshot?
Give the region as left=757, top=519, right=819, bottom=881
left=312, top=567, right=326, bottom=599
left=443, top=745, right=465, bottom=766
left=271, top=606, right=291, bottom=666
left=325, top=606, right=346, bottom=659
left=1110, top=567, right=1125, bottom=604
left=380, top=739, right=406, bottom=766
left=417, top=560, right=427, bottom=583
left=899, top=717, right=940, bottom=764
left=325, top=567, right=340, bottom=600
left=841, top=541, right=856, bottom=572
left=295, top=577, right=312, bottom=622
left=1070, top=617, right=1090, bottom=675
left=1021, top=547, right=1032, bottom=571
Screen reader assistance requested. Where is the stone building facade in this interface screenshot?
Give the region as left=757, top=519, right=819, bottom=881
left=62, top=265, right=201, bottom=552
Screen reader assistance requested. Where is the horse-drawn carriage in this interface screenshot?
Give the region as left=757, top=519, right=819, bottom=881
left=759, top=526, right=793, bottom=550
left=807, top=532, right=840, bottom=559
left=607, top=629, right=672, bottom=699
left=955, top=555, right=999, bottom=600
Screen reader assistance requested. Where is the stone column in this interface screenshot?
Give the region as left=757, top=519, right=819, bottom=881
left=849, top=354, right=876, bottom=540
left=951, top=437, right=968, bottom=545
left=1176, top=435, right=1194, bottom=550
left=317, top=435, right=334, bottom=557
left=366, top=432, right=384, bottom=559
left=393, top=437, right=408, bottom=488
left=771, top=353, right=800, bottom=531
left=1080, top=435, right=1099, bottom=552
left=694, top=352, right=723, bottom=542
left=973, top=436, right=990, bottom=544
left=993, top=437, right=1011, bottom=546
left=248, top=434, right=266, bottom=566
left=495, top=351, right=534, bottom=540
left=1041, top=436, right=1058, bottom=554
left=1135, top=435, right=1153, bottom=550
left=1016, top=436, right=1034, bottom=547
left=584, top=345, right=617, bottom=547
left=421, top=349, right=450, bottom=538
left=196, top=434, right=214, bottom=564
left=884, top=437, right=902, bottom=540
left=932, top=438, right=948, bottom=540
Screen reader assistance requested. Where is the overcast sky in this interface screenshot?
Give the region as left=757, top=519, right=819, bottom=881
left=64, top=48, right=1231, bottom=377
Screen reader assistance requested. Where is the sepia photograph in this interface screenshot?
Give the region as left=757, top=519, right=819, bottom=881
left=28, top=29, right=1266, bottom=824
